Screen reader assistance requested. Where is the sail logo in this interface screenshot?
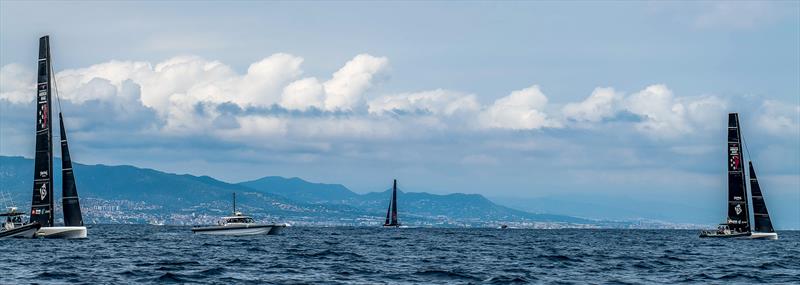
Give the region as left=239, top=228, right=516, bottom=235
left=39, top=183, right=47, bottom=200
left=38, top=105, right=48, bottom=129
left=729, top=145, right=740, bottom=170
left=39, top=170, right=48, bottom=177
left=735, top=204, right=742, bottom=215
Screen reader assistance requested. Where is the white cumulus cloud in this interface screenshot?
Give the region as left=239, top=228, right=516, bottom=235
left=323, top=54, right=389, bottom=111
left=562, top=87, right=622, bottom=123
left=479, top=85, right=560, bottom=130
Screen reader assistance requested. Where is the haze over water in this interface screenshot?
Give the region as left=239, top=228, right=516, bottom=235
left=4, top=225, right=799, bottom=284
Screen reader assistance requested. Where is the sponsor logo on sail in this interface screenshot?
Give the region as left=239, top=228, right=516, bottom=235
left=39, top=170, right=48, bottom=177
left=729, top=144, right=741, bottom=171
left=39, top=183, right=47, bottom=200
left=39, top=105, right=48, bottom=129
left=735, top=204, right=742, bottom=215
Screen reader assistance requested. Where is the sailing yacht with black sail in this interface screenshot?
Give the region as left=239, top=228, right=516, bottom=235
left=29, top=35, right=87, bottom=239
left=383, top=179, right=401, bottom=228
left=700, top=113, right=777, bottom=240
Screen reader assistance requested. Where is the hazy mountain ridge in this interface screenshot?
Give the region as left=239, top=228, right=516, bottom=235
left=0, top=156, right=590, bottom=226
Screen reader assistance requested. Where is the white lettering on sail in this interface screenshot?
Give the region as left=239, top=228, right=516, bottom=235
left=735, top=204, right=742, bottom=215
left=39, top=170, right=47, bottom=177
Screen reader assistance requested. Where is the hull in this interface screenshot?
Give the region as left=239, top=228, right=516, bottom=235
left=699, top=231, right=778, bottom=240
left=0, top=223, right=41, bottom=239
left=37, top=226, right=87, bottom=239
left=192, top=224, right=285, bottom=236
left=748, top=232, right=778, bottom=240
left=699, top=231, right=750, bottom=238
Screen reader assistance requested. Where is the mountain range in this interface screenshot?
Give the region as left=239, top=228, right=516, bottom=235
left=0, top=156, right=597, bottom=227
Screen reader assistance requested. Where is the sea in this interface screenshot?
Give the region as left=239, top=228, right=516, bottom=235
left=3, top=225, right=799, bottom=284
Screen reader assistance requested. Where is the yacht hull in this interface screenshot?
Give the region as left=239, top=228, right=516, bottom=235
left=747, top=232, right=778, bottom=240
left=37, top=226, right=87, bottom=239
left=0, top=223, right=41, bottom=239
left=192, top=224, right=286, bottom=236
left=699, top=231, right=778, bottom=240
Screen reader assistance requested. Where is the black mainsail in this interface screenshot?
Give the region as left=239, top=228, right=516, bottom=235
left=726, top=113, right=750, bottom=233
left=59, top=113, right=84, bottom=226
left=383, top=179, right=399, bottom=227
left=748, top=161, right=774, bottom=233
left=30, top=36, right=54, bottom=227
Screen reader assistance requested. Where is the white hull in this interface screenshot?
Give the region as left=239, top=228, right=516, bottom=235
left=193, top=224, right=286, bottom=236
left=746, top=232, right=778, bottom=240
left=37, top=226, right=87, bottom=239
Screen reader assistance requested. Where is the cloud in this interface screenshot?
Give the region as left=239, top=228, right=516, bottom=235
left=0, top=55, right=792, bottom=161
left=694, top=2, right=779, bottom=29
left=0, top=63, right=35, bottom=104
left=479, top=85, right=560, bottom=130
left=367, top=89, right=480, bottom=116
left=755, top=100, right=800, bottom=137
left=625, top=85, right=727, bottom=139
left=322, top=54, right=389, bottom=111
left=280, top=77, right=324, bottom=111
left=562, top=87, right=621, bottom=123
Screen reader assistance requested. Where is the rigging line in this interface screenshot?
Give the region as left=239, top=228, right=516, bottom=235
left=48, top=47, right=64, bottom=115
left=742, top=128, right=753, bottom=164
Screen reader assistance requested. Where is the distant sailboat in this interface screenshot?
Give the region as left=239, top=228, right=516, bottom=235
left=700, top=113, right=777, bottom=240
left=383, top=179, right=401, bottom=228
left=29, top=35, right=87, bottom=239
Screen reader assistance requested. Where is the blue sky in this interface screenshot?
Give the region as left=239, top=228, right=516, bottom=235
left=1, top=1, right=798, bottom=227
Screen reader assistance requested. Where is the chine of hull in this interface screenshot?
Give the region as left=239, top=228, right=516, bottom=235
left=0, top=223, right=41, bottom=239
left=192, top=224, right=285, bottom=236
left=37, top=226, right=87, bottom=239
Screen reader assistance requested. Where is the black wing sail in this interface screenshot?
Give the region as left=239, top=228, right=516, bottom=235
left=60, top=113, right=84, bottom=226
left=748, top=161, right=774, bottom=233
left=726, top=113, right=750, bottom=233
left=390, top=179, right=399, bottom=226
left=384, top=199, right=392, bottom=226
left=30, top=36, right=54, bottom=227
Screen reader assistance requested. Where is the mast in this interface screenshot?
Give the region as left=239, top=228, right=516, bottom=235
left=60, top=113, right=84, bottom=226
left=233, top=192, right=236, bottom=214
left=390, top=179, right=398, bottom=226
left=748, top=161, right=774, bottom=233
left=726, top=113, right=750, bottom=233
left=30, top=35, right=54, bottom=227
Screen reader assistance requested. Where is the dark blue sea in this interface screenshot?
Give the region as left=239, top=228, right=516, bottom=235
left=3, top=225, right=799, bottom=284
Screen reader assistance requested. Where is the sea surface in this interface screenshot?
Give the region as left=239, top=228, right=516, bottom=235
left=3, top=225, right=799, bottom=284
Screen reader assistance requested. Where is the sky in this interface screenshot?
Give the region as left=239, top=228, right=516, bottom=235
left=1, top=1, right=798, bottom=227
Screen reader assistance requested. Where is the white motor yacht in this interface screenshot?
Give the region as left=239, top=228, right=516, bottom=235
left=192, top=193, right=287, bottom=236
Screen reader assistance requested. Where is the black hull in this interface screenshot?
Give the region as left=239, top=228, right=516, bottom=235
left=699, top=232, right=751, bottom=238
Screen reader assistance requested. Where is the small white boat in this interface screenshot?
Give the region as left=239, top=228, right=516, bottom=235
left=0, top=207, right=41, bottom=239
left=192, top=193, right=286, bottom=236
